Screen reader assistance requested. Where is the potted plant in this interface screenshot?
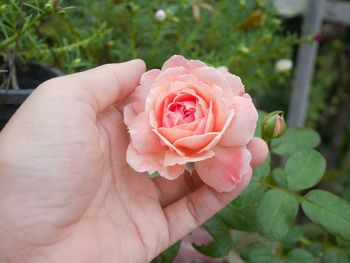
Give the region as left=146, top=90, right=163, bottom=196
left=0, top=61, right=62, bottom=129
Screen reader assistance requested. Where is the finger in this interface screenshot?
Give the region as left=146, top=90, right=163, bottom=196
left=155, top=171, right=204, bottom=207
left=46, top=60, right=146, bottom=113
left=163, top=170, right=252, bottom=245
left=247, top=137, right=269, bottom=167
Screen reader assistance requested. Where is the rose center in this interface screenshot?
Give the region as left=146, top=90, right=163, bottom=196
left=164, top=101, right=196, bottom=127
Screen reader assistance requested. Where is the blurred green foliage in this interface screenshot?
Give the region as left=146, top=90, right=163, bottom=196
left=0, top=0, right=296, bottom=109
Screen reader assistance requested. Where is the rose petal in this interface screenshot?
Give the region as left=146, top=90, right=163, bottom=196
left=158, top=165, right=185, bottom=180
left=246, top=137, right=269, bottom=167
left=137, top=69, right=161, bottom=101
left=194, top=117, right=207, bottom=135
left=128, top=112, right=164, bottom=154
left=204, top=101, right=214, bottom=133
left=126, top=144, right=184, bottom=180
left=217, top=68, right=245, bottom=96
left=198, top=109, right=235, bottom=153
left=193, top=67, right=235, bottom=106
left=195, top=145, right=252, bottom=192
left=162, top=55, right=207, bottom=71
left=124, top=102, right=138, bottom=126
left=125, top=70, right=161, bottom=116
left=126, top=144, right=163, bottom=172
left=220, top=96, right=258, bottom=147
left=146, top=67, right=188, bottom=113
left=176, top=121, right=200, bottom=132
left=151, top=110, right=186, bottom=156
left=174, top=132, right=220, bottom=151
left=158, top=127, right=193, bottom=143
left=164, top=150, right=215, bottom=166
left=193, top=85, right=228, bottom=130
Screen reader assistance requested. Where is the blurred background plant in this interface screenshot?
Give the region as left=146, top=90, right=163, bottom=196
left=0, top=0, right=298, bottom=109
left=1, top=0, right=350, bottom=262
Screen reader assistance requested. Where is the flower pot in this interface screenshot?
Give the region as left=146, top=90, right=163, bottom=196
left=0, top=63, right=62, bottom=130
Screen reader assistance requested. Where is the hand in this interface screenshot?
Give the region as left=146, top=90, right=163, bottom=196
left=0, top=60, right=267, bottom=263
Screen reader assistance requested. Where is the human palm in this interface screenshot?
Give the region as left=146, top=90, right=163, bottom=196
left=0, top=60, right=266, bottom=263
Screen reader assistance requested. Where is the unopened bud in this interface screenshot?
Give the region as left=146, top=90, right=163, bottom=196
left=239, top=0, right=246, bottom=8
left=0, top=4, right=7, bottom=13
left=155, top=9, right=166, bottom=22
left=261, top=111, right=286, bottom=141
left=44, top=2, right=54, bottom=12
left=238, top=44, right=250, bottom=55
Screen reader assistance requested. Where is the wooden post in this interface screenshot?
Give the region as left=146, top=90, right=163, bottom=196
left=287, top=0, right=327, bottom=127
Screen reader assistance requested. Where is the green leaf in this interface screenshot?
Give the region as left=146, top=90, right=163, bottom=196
left=286, top=249, right=316, bottom=263
left=254, top=110, right=267, bottom=137
left=337, top=236, right=350, bottom=248
left=240, top=243, right=280, bottom=263
left=306, top=243, right=324, bottom=255
left=253, top=154, right=271, bottom=179
left=257, top=189, right=299, bottom=241
left=321, top=248, right=350, bottom=263
left=219, top=205, right=257, bottom=232
left=272, top=167, right=288, bottom=188
left=193, top=216, right=232, bottom=258
left=285, top=149, right=326, bottom=191
left=149, top=172, right=160, bottom=178
left=282, top=226, right=305, bottom=249
left=301, top=190, right=350, bottom=241
left=220, top=175, right=268, bottom=232
left=239, top=174, right=267, bottom=204
left=151, top=242, right=180, bottom=263
left=271, top=128, right=320, bottom=155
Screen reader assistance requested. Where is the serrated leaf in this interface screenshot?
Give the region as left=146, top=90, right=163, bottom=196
left=321, top=248, right=350, bottom=263
left=193, top=216, right=232, bottom=258
left=301, top=190, right=350, bottom=241
left=151, top=242, right=180, bottom=263
left=257, top=189, right=299, bottom=241
left=286, top=249, right=316, bottom=263
left=240, top=243, right=280, bottom=263
left=285, top=149, right=326, bottom=191
left=271, top=128, right=320, bottom=155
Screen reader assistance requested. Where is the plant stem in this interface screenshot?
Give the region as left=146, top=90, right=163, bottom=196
left=18, top=26, right=109, bottom=57
left=0, top=11, right=47, bottom=50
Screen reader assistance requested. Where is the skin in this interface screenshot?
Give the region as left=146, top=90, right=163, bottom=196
left=0, top=60, right=266, bottom=263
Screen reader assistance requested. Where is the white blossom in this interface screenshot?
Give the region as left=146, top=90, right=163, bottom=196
left=275, top=59, right=293, bottom=72
left=154, top=9, right=166, bottom=22
left=272, top=0, right=308, bottom=17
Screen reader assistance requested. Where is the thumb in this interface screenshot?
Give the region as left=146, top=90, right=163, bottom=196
left=52, top=59, right=146, bottom=113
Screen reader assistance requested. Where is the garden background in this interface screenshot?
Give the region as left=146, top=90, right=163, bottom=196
left=0, top=0, right=349, bottom=262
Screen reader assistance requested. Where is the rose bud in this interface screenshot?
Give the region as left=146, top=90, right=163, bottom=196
left=124, top=55, right=268, bottom=193
left=261, top=111, right=286, bottom=141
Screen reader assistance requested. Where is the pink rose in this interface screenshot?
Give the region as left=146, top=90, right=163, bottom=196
left=124, top=55, right=266, bottom=193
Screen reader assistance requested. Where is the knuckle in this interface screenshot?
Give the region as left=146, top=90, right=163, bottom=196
left=185, top=196, right=202, bottom=226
